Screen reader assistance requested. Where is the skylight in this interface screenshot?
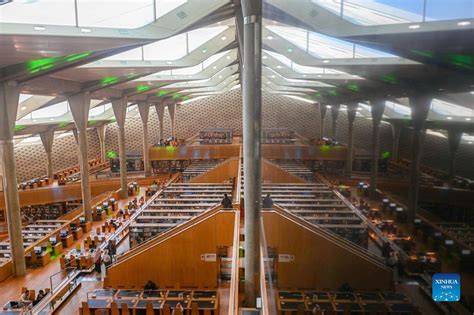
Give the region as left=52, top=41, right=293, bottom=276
left=430, top=99, right=473, bottom=117
left=385, top=101, right=411, bottom=116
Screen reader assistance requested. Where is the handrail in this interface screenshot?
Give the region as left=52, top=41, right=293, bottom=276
left=260, top=246, right=270, bottom=315
left=188, top=157, right=238, bottom=183
left=234, top=146, right=243, bottom=203
left=113, top=203, right=225, bottom=266
left=270, top=205, right=389, bottom=270
left=228, top=210, right=240, bottom=315
left=262, top=158, right=308, bottom=183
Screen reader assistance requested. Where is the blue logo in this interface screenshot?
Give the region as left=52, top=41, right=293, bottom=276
left=432, top=273, right=460, bottom=302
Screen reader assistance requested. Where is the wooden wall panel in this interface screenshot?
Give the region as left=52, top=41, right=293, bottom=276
left=262, top=145, right=347, bottom=161
left=189, top=159, right=239, bottom=184
left=262, top=160, right=307, bottom=184
left=106, top=212, right=235, bottom=288
left=149, top=145, right=240, bottom=161
left=262, top=212, right=393, bottom=291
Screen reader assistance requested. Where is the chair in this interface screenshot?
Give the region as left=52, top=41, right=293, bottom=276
left=121, top=303, right=130, bottom=315
left=163, top=304, right=171, bottom=315
left=110, top=302, right=119, bottom=315
left=81, top=301, right=91, bottom=315
left=146, top=302, right=154, bottom=315
left=191, top=302, right=199, bottom=315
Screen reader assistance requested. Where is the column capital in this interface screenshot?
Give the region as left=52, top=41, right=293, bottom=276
left=0, top=82, right=20, bottom=140
left=409, top=95, right=432, bottom=130
left=138, top=101, right=150, bottom=125
left=111, top=97, right=128, bottom=127
left=68, top=93, right=91, bottom=132
left=40, top=129, right=55, bottom=154
left=347, top=103, right=358, bottom=124
left=369, top=99, right=386, bottom=126
left=330, top=104, right=341, bottom=121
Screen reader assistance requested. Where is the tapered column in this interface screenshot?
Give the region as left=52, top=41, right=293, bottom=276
left=0, top=81, right=26, bottom=276
left=97, top=125, right=107, bottom=163
left=447, top=129, right=462, bottom=182
left=40, top=129, right=55, bottom=179
left=168, top=102, right=176, bottom=139
left=391, top=123, right=402, bottom=161
left=155, top=102, right=165, bottom=141
left=407, top=95, right=432, bottom=223
left=138, top=102, right=151, bottom=176
left=330, top=104, right=340, bottom=142
left=112, top=98, right=128, bottom=198
left=69, top=93, right=93, bottom=222
left=344, top=103, right=357, bottom=176
left=369, top=99, right=385, bottom=198
left=319, top=104, right=327, bottom=139
left=242, top=0, right=262, bottom=307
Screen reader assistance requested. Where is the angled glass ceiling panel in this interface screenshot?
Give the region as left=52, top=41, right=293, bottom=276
left=30, top=101, right=69, bottom=119
left=77, top=0, right=154, bottom=29
left=462, top=134, right=474, bottom=144
left=291, top=63, right=324, bottom=74
left=104, top=47, right=143, bottom=61
left=385, top=101, right=412, bottom=116
left=187, top=26, right=229, bottom=52
left=264, top=51, right=292, bottom=68
left=0, top=0, right=76, bottom=26
left=203, top=51, right=229, bottom=68
left=425, top=0, right=474, bottom=21
left=143, top=33, right=187, bottom=60
left=155, top=0, right=188, bottom=20
left=172, top=64, right=203, bottom=75
left=430, top=99, right=473, bottom=117
left=89, top=104, right=112, bottom=117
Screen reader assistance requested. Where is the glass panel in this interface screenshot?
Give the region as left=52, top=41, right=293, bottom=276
left=308, top=31, right=354, bottom=58
left=385, top=101, right=412, bottom=116
left=155, top=0, right=188, bottom=20
left=462, top=133, right=474, bottom=143
left=77, top=0, right=154, bottom=29
left=19, top=94, right=33, bottom=104
left=103, top=48, right=143, bottom=61
left=426, top=0, right=474, bottom=21
left=264, top=51, right=292, bottom=68
left=266, top=26, right=308, bottom=52
left=311, top=0, right=342, bottom=16
left=55, top=131, right=74, bottom=140
left=187, top=26, right=228, bottom=52
left=342, top=0, right=424, bottom=25
left=430, top=99, right=473, bottom=117
left=89, top=104, right=112, bottom=117
left=19, top=136, right=42, bottom=145
left=31, top=101, right=69, bottom=119
left=426, top=129, right=447, bottom=138
left=143, top=33, right=187, bottom=60
left=203, top=51, right=228, bottom=68
left=291, top=63, right=324, bottom=74
left=354, top=44, right=396, bottom=58
left=0, top=0, right=75, bottom=26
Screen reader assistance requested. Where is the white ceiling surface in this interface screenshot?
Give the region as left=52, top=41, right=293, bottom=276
left=0, top=0, right=473, bottom=146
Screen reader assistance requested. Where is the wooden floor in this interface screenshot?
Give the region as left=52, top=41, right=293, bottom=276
left=0, top=187, right=147, bottom=306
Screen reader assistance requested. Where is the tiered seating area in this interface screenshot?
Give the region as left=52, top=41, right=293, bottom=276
left=198, top=128, right=233, bottom=144
left=54, top=159, right=109, bottom=184
left=81, top=288, right=218, bottom=314
left=17, top=176, right=51, bottom=190
left=181, top=159, right=224, bottom=182
left=276, top=290, right=417, bottom=314
left=271, top=159, right=314, bottom=182
left=263, top=183, right=368, bottom=247
left=129, top=182, right=232, bottom=245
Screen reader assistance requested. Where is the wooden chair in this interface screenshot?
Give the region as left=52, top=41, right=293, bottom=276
left=146, top=303, right=154, bottom=315
left=203, top=310, right=212, bottom=315
left=110, top=302, right=119, bottom=315
left=29, top=289, right=36, bottom=301
left=296, top=304, right=305, bottom=315
left=59, top=257, right=66, bottom=269
left=81, top=301, right=91, bottom=315
left=162, top=304, right=171, bottom=315
left=191, top=302, right=199, bottom=315
left=174, top=308, right=183, bottom=315
left=121, top=303, right=130, bottom=315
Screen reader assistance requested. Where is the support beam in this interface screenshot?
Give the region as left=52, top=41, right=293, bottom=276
left=168, top=102, right=176, bottom=139
left=97, top=125, right=107, bottom=163
left=319, top=104, right=327, bottom=139
left=330, top=104, right=340, bottom=142
left=391, top=123, right=402, bottom=161
left=447, top=129, right=462, bottom=182
left=155, top=102, right=165, bottom=142
left=407, top=95, right=432, bottom=223
left=344, top=103, right=357, bottom=177
left=369, top=99, right=385, bottom=198
left=39, top=129, right=55, bottom=179
left=0, top=81, right=26, bottom=276
left=138, top=102, right=151, bottom=176
left=242, top=0, right=262, bottom=307
left=69, top=93, right=93, bottom=222
left=112, top=98, right=128, bottom=198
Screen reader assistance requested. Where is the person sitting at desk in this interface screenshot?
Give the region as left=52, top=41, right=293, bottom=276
left=144, top=280, right=158, bottom=292
left=172, top=302, right=184, bottom=315
left=221, top=194, right=233, bottom=209
left=20, top=290, right=31, bottom=305
left=33, top=290, right=45, bottom=306
left=262, top=194, right=273, bottom=209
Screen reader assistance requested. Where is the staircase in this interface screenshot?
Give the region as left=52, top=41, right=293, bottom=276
left=270, top=159, right=314, bottom=182
left=182, top=159, right=225, bottom=181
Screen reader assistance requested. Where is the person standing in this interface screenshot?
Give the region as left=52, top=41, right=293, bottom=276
left=262, top=193, right=273, bottom=209
left=221, top=193, right=233, bottom=209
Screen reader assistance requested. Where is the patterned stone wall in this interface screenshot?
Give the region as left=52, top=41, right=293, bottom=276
left=13, top=90, right=474, bottom=180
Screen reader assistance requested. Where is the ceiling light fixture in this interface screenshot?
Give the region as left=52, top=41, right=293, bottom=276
left=226, top=55, right=231, bottom=60
left=446, top=116, right=453, bottom=120
left=458, top=21, right=471, bottom=26
left=81, top=28, right=92, bottom=33
left=221, top=36, right=227, bottom=40
left=267, top=35, right=273, bottom=40
left=166, top=61, right=172, bottom=65
left=326, top=105, right=332, bottom=108
left=262, top=55, right=267, bottom=59
left=21, top=106, right=27, bottom=111
left=465, top=117, right=472, bottom=121
left=409, top=24, right=420, bottom=29
left=213, top=65, right=217, bottom=69
left=34, top=26, right=46, bottom=31
left=276, top=65, right=282, bottom=69
left=323, top=60, right=329, bottom=63
left=271, top=75, right=275, bottom=78
left=219, top=75, right=223, bottom=79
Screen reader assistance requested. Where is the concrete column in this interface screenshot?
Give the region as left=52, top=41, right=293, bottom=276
left=168, top=103, right=176, bottom=139
left=69, top=93, right=93, bottom=222
left=369, top=99, right=385, bottom=198
left=138, top=102, right=151, bottom=176
left=0, top=81, right=26, bottom=276
left=242, top=0, right=262, bottom=307
left=447, top=129, right=462, bottom=182
left=391, top=123, right=402, bottom=161
left=344, top=103, right=357, bottom=176
left=319, top=104, right=327, bottom=139
left=111, top=98, right=128, bottom=198
left=97, top=125, right=107, bottom=163
left=330, top=104, right=340, bottom=142
left=407, top=95, right=432, bottom=223
left=39, top=129, right=55, bottom=179
left=155, top=102, right=165, bottom=142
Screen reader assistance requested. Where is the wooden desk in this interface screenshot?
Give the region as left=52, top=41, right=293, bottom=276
left=38, top=250, right=51, bottom=266
left=72, top=227, right=83, bottom=240
left=61, top=234, right=74, bottom=248
left=81, top=221, right=92, bottom=233
left=53, top=242, right=63, bottom=255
